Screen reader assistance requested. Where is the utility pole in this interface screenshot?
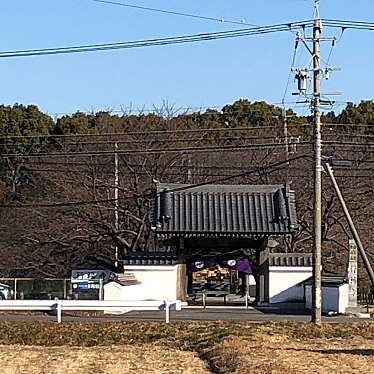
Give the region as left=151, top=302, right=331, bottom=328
left=291, top=0, right=338, bottom=323
left=312, top=0, right=322, bottom=324
left=282, top=108, right=290, bottom=179
left=114, top=142, right=119, bottom=269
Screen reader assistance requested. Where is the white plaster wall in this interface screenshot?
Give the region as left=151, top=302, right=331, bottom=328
left=249, top=275, right=256, bottom=286
left=305, top=284, right=349, bottom=314
left=105, top=266, right=178, bottom=301
left=269, top=266, right=312, bottom=303
left=104, top=282, right=123, bottom=301
left=338, top=284, right=349, bottom=313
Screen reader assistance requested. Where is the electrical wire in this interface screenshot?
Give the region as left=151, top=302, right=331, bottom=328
left=0, top=141, right=312, bottom=159
left=48, top=100, right=305, bottom=117
left=0, top=21, right=314, bottom=59
left=323, top=141, right=374, bottom=146
left=0, top=198, right=121, bottom=209
left=323, top=19, right=374, bottom=31
left=281, top=42, right=299, bottom=106
left=151, top=154, right=310, bottom=195
left=0, top=19, right=369, bottom=60
left=0, top=124, right=313, bottom=140
left=23, top=169, right=374, bottom=180
left=0, top=155, right=309, bottom=207
left=0, top=135, right=311, bottom=148
left=85, top=0, right=258, bottom=27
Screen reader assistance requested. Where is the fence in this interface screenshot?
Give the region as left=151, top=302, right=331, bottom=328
left=0, top=278, right=102, bottom=300
left=0, top=300, right=182, bottom=323
left=358, top=290, right=374, bottom=313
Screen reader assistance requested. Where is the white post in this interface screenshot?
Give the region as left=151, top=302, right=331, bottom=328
left=165, top=301, right=170, bottom=324
left=57, top=301, right=62, bottom=323
left=99, top=279, right=103, bottom=301
left=114, top=142, right=119, bottom=269
left=245, top=274, right=249, bottom=309
left=14, top=278, right=17, bottom=300
left=63, top=279, right=67, bottom=300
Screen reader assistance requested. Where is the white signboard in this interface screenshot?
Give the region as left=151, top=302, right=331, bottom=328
left=348, top=239, right=358, bottom=308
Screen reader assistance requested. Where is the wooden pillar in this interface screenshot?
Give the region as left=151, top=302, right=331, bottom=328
left=187, top=272, right=193, bottom=294
left=256, top=248, right=269, bottom=304
left=176, top=238, right=188, bottom=301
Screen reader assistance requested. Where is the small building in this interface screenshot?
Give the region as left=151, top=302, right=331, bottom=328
left=304, top=275, right=349, bottom=314
left=104, top=252, right=179, bottom=301
left=257, top=252, right=313, bottom=304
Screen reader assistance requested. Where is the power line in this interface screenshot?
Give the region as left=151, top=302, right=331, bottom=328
left=22, top=160, right=310, bottom=169
left=323, top=123, right=374, bottom=128
left=0, top=19, right=370, bottom=60
left=22, top=169, right=374, bottom=180
left=1, top=123, right=373, bottom=143
left=323, top=19, right=374, bottom=31
left=0, top=21, right=314, bottom=58
left=0, top=141, right=312, bottom=159
left=85, top=0, right=258, bottom=27
left=0, top=124, right=313, bottom=140
left=0, top=135, right=310, bottom=148
left=48, top=101, right=307, bottom=117
left=151, top=155, right=309, bottom=195
left=323, top=141, right=374, bottom=147
left=48, top=98, right=354, bottom=117
left=0, top=155, right=308, bottom=207
left=0, top=198, right=121, bottom=209
left=282, top=39, right=299, bottom=105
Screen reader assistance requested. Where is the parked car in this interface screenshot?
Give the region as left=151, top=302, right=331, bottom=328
left=0, top=283, right=11, bottom=300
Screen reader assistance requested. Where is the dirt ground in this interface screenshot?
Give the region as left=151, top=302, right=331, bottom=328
left=0, top=345, right=210, bottom=374
left=206, top=334, right=374, bottom=374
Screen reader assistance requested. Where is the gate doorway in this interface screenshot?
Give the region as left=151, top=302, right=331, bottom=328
left=187, top=259, right=257, bottom=307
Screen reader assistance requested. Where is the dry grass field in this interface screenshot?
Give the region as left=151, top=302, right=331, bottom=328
left=0, top=321, right=372, bottom=373
left=0, top=345, right=210, bottom=374
left=206, top=334, right=374, bottom=373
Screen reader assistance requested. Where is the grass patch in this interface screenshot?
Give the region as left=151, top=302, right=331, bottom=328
left=0, top=321, right=373, bottom=348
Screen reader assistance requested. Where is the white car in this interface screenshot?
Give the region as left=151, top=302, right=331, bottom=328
left=0, top=283, right=11, bottom=300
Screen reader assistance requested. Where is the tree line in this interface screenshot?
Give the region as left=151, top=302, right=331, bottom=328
left=0, top=99, right=374, bottom=286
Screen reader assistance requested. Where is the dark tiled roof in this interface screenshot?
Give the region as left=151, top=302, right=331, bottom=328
left=268, top=253, right=312, bottom=267
left=304, top=274, right=347, bottom=286
left=150, top=183, right=298, bottom=237
left=123, top=252, right=177, bottom=266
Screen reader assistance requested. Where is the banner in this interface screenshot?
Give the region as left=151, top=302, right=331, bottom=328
left=188, top=257, right=251, bottom=274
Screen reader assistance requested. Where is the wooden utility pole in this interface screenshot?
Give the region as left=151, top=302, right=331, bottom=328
left=282, top=108, right=289, bottom=174
left=114, top=142, right=119, bottom=269
left=312, top=0, right=322, bottom=324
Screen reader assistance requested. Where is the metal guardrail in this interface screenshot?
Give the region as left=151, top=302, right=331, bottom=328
left=0, top=300, right=182, bottom=323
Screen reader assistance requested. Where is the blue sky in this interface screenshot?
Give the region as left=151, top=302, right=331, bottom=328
left=0, top=0, right=373, bottom=115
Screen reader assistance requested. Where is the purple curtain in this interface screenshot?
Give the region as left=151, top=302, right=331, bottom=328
left=188, top=257, right=251, bottom=274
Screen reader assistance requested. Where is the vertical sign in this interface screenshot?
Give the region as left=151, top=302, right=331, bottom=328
left=348, top=239, right=358, bottom=309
